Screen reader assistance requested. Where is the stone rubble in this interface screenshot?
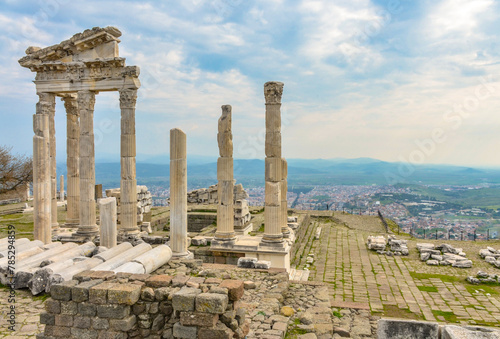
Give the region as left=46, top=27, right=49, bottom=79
left=466, top=271, right=500, bottom=285
left=366, top=235, right=409, bottom=256
left=479, top=247, right=500, bottom=268
left=417, top=243, right=472, bottom=268
left=105, top=185, right=153, bottom=227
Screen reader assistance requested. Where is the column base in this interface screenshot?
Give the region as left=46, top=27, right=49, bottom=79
left=172, top=251, right=194, bottom=260
left=261, top=233, right=284, bottom=244
left=64, top=222, right=80, bottom=228
left=281, top=226, right=291, bottom=238
left=214, top=231, right=236, bottom=242
left=119, top=228, right=140, bottom=235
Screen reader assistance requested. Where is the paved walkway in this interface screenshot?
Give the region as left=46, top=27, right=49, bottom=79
left=296, top=221, right=500, bottom=326
left=0, top=287, right=45, bottom=338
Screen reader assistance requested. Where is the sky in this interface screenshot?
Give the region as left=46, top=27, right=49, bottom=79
left=1, top=0, right=500, bottom=167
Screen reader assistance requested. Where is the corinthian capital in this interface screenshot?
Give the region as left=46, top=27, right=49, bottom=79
left=36, top=92, right=55, bottom=115
left=119, top=88, right=137, bottom=109
left=77, top=91, right=96, bottom=111
left=264, top=81, right=284, bottom=104
left=62, top=94, right=78, bottom=116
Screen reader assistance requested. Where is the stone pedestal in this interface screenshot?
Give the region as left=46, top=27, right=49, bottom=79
left=77, top=90, right=98, bottom=237
left=63, top=95, right=80, bottom=227
left=170, top=128, right=191, bottom=258
left=33, top=93, right=53, bottom=244
left=99, top=197, right=117, bottom=248
left=214, top=105, right=236, bottom=243
left=262, top=82, right=285, bottom=245
left=119, top=89, right=138, bottom=234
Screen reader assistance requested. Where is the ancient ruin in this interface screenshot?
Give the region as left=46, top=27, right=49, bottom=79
left=19, top=26, right=141, bottom=242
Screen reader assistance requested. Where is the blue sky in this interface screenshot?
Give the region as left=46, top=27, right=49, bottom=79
left=1, top=0, right=500, bottom=166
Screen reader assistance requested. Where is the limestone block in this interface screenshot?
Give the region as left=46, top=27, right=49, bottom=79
left=173, top=322, right=198, bottom=339
left=237, top=257, right=257, bottom=268
left=441, top=325, right=500, bottom=339
left=265, top=158, right=282, bottom=182
left=265, top=182, right=281, bottom=206
left=217, top=157, right=234, bottom=181
left=219, top=280, right=244, bottom=301
left=377, top=319, right=439, bottom=339
left=180, top=312, right=218, bottom=327
left=195, top=293, right=228, bottom=314
left=265, top=131, right=282, bottom=158
left=172, top=286, right=202, bottom=312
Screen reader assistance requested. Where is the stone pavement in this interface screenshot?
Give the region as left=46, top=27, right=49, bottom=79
left=298, top=221, right=500, bottom=326
left=0, top=287, right=45, bottom=338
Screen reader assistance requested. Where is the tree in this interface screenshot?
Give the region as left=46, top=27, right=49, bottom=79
left=0, top=145, right=32, bottom=196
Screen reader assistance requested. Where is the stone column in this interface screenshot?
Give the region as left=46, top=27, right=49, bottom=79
left=281, top=158, right=290, bottom=237
left=119, top=89, right=138, bottom=234
left=33, top=93, right=53, bottom=244
left=59, top=175, right=64, bottom=202
left=99, top=197, right=117, bottom=248
left=77, top=90, right=98, bottom=237
left=215, top=105, right=236, bottom=242
left=63, top=95, right=79, bottom=227
left=262, top=81, right=284, bottom=244
left=48, top=95, right=58, bottom=235
left=170, top=128, right=189, bottom=257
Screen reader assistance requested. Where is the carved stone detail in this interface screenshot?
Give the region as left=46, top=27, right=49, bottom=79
left=119, top=88, right=138, bottom=109
left=264, top=81, right=284, bottom=104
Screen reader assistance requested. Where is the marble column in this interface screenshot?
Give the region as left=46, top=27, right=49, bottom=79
left=77, top=90, right=98, bottom=237
left=262, top=81, right=284, bottom=244
left=119, top=89, right=138, bottom=234
left=99, top=197, right=117, bottom=248
left=170, top=128, right=189, bottom=257
left=33, top=93, right=53, bottom=244
left=215, top=105, right=236, bottom=242
left=48, top=95, right=58, bottom=235
left=63, top=95, right=79, bottom=227
left=59, top=175, right=64, bottom=202
left=281, top=158, right=290, bottom=237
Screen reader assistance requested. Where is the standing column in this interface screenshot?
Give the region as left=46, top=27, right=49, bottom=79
left=77, top=90, right=98, bottom=236
left=33, top=93, right=53, bottom=244
left=119, top=89, right=138, bottom=234
left=99, top=197, right=117, bottom=248
left=59, top=175, right=64, bottom=202
left=63, top=95, right=79, bottom=227
left=170, top=128, right=189, bottom=257
left=48, top=95, right=58, bottom=235
left=214, top=105, right=236, bottom=242
left=262, top=81, right=284, bottom=244
left=281, top=158, right=290, bottom=237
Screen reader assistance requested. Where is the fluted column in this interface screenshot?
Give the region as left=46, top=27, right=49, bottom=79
left=77, top=90, right=98, bottom=236
left=33, top=93, right=53, bottom=244
left=63, top=95, right=79, bottom=227
left=170, top=128, right=189, bottom=257
left=119, top=89, right=138, bottom=234
left=262, top=81, right=284, bottom=244
left=281, top=158, right=290, bottom=237
left=59, top=175, right=64, bottom=202
left=48, top=95, right=58, bottom=235
left=215, top=105, right=236, bottom=242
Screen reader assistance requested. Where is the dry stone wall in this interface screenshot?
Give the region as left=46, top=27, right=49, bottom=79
left=37, top=271, right=249, bottom=339
left=105, top=185, right=152, bottom=226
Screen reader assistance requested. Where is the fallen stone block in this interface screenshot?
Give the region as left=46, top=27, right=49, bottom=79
left=377, top=319, right=439, bottom=339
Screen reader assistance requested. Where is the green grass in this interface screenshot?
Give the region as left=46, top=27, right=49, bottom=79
left=332, top=310, right=342, bottom=318
left=432, top=310, right=458, bottom=323
left=465, top=284, right=499, bottom=296
left=417, top=285, right=438, bottom=293
left=409, top=272, right=462, bottom=284
left=33, top=293, right=50, bottom=302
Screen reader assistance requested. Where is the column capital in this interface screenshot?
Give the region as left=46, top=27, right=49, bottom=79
left=119, top=88, right=137, bottom=109
left=62, top=95, right=78, bottom=116
left=77, top=90, right=95, bottom=110
left=264, top=81, right=284, bottom=104
left=36, top=92, right=55, bottom=115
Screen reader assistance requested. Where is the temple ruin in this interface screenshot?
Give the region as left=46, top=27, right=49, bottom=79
left=19, top=26, right=141, bottom=242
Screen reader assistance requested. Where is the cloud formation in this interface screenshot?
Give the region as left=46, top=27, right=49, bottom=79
left=2, top=0, right=500, bottom=166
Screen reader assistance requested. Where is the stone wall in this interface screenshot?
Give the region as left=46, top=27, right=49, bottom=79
left=290, top=213, right=311, bottom=262
left=187, top=183, right=249, bottom=205
left=37, top=271, right=249, bottom=339
left=106, top=185, right=152, bottom=226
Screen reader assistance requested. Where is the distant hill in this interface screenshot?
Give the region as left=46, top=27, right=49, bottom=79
left=54, top=157, right=500, bottom=188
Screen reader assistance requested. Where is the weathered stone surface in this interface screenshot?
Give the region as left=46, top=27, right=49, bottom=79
left=172, top=287, right=202, bottom=312
left=180, top=312, right=219, bottom=327
left=50, top=280, right=78, bottom=301
left=198, top=321, right=234, bottom=339
left=107, top=283, right=141, bottom=305
left=237, top=257, right=257, bottom=268
left=96, top=304, right=130, bottom=319
left=196, top=293, right=229, bottom=314
left=146, top=275, right=173, bottom=288
left=219, top=280, right=244, bottom=301
left=377, top=319, right=439, bottom=339
left=71, top=279, right=104, bottom=302
left=173, top=322, right=198, bottom=339
left=441, top=325, right=500, bottom=339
